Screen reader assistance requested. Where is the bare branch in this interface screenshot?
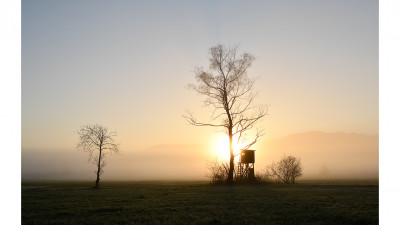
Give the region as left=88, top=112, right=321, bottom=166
left=183, top=111, right=227, bottom=128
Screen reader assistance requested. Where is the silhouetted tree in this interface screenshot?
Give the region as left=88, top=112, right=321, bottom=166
left=76, top=124, right=119, bottom=188
left=267, top=155, right=303, bottom=184
left=184, top=45, right=267, bottom=183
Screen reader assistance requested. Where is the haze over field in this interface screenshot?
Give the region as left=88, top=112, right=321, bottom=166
left=22, top=131, right=378, bottom=181
left=22, top=0, right=378, bottom=181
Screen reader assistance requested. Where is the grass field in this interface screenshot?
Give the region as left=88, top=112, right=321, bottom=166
left=22, top=180, right=378, bottom=225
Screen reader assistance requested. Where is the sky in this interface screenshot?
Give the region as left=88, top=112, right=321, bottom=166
left=22, top=0, right=378, bottom=150
left=21, top=0, right=378, bottom=179
left=7, top=0, right=400, bottom=223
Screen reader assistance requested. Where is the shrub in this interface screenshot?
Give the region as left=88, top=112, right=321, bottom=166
left=206, top=159, right=230, bottom=184
left=265, top=154, right=303, bottom=184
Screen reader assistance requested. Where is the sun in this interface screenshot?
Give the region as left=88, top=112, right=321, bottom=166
left=213, top=134, right=242, bottom=161
left=214, top=135, right=231, bottom=161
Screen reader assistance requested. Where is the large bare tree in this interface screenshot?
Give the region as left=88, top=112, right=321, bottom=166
left=184, top=44, right=267, bottom=183
left=76, top=124, right=119, bottom=188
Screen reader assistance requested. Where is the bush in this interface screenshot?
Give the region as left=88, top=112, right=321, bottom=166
left=205, top=159, right=230, bottom=184
left=265, top=154, right=303, bottom=184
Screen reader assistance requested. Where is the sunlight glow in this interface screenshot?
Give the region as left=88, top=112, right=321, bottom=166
left=214, top=136, right=230, bottom=161
left=213, top=134, right=243, bottom=161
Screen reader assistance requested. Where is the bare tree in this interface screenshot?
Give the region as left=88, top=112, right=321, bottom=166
left=184, top=45, right=267, bottom=183
left=76, top=124, right=119, bottom=188
left=267, top=155, right=303, bottom=184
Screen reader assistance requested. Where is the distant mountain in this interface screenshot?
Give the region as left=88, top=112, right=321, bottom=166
left=256, top=131, right=378, bottom=179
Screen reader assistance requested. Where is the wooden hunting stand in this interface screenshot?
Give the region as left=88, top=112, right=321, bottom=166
left=237, top=149, right=255, bottom=179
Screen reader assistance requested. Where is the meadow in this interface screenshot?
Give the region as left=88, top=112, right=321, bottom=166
left=22, top=180, right=378, bottom=225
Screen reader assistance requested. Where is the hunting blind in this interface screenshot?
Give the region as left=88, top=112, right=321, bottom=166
left=237, top=149, right=255, bottom=179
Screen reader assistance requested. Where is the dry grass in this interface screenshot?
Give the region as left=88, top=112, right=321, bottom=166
left=22, top=180, right=378, bottom=225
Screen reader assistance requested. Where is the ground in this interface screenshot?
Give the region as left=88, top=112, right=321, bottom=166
left=22, top=180, right=378, bottom=225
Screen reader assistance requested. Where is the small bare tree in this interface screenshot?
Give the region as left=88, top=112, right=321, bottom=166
left=184, top=44, right=267, bottom=183
left=76, top=124, right=119, bottom=188
left=267, top=155, right=303, bottom=184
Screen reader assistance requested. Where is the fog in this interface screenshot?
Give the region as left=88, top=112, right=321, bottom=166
left=22, top=131, right=378, bottom=181
left=22, top=145, right=212, bottom=181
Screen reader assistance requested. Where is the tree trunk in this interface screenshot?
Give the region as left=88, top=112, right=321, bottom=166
left=227, top=129, right=234, bottom=184
left=95, top=147, right=102, bottom=188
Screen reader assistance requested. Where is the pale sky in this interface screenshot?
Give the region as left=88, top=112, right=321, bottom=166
left=22, top=0, right=378, bottom=153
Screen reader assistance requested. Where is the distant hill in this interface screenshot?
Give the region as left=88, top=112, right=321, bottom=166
left=256, top=131, right=378, bottom=179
